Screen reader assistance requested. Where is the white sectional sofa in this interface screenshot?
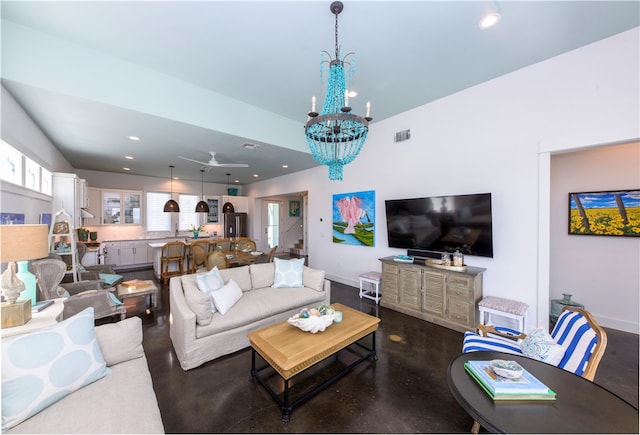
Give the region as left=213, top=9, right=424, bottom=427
left=169, top=261, right=331, bottom=370
left=4, top=314, right=164, bottom=434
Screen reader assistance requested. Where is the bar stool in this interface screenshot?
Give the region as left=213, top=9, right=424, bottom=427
left=161, top=241, right=186, bottom=284
left=359, top=271, right=382, bottom=304
left=478, top=296, right=529, bottom=332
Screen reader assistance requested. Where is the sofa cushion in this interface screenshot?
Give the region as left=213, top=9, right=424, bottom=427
left=1, top=307, right=111, bottom=432
left=219, top=266, right=252, bottom=292
left=211, top=279, right=243, bottom=315
left=94, top=316, right=144, bottom=367
left=249, top=262, right=275, bottom=288
left=303, top=266, right=326, bottom=292
left=195, top=287, right=327, bottom=338
left=182, top=275, right=213, bottom=326
left=196, top=267, right=225, bottom=313
left=272, top=257, right=304, bottom=288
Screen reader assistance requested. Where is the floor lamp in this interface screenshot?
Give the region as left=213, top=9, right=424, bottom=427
left=0, top=224, right=49, bottom=328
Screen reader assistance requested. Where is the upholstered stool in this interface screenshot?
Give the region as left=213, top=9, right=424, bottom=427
left=478, top=296, right=529, bottom=332
left=359, top=271, right=382, bottom=304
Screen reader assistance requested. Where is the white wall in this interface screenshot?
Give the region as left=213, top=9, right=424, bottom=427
left=246, top=27, right=640, bottom=333
left=0, top=86, right=73, bottom=223
left=550, top=143, right=640, bottom=333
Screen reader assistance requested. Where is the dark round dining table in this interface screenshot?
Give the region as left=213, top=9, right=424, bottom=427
left=447, top=351, right=639, bottom=433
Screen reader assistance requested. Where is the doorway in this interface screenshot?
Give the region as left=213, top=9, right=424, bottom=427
left=262, top=200, right=282, bottom=253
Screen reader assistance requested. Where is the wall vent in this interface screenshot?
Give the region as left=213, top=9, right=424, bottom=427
left=241, top=142, right=260, bottom=150
left=394, top=129, right=411, bottom=143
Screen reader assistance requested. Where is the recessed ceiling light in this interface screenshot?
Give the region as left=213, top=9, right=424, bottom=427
left=234, top=179, right=240, bottom=183
left=123, top=167, right=131, bottom=171
left=282, top=164, right=289, bottom=168
left=128, top=135, right=140, bottom=141
left=253, top=174, right=259, bottom=178
left=125, top=155, right=134, bottom=160
left=348, top=90, right=357, bottom=98
left=479, top=12, right=501, bottom=29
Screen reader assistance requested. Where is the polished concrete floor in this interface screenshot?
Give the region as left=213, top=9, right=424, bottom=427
left=120, top=267, right=639, bottom=433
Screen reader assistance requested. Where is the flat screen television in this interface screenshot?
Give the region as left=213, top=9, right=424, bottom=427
left=385, top=193, right=493, bottom=258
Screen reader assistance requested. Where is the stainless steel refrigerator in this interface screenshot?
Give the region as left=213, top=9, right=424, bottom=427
left=224, top=213, right=247, bottom=238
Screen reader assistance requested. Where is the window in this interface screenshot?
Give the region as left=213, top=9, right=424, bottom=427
left=179, top=194, right=199, bottom=231
left=24, top=157, right=40, bottom=191
left=41, top=168, right=52, bottom=195
left=146, top=192, right=171, bottom=232
left=0, top=141, right=22, bottom=185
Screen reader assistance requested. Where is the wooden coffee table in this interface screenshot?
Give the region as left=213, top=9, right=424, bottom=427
left=248, top=303, right=380, bottom=422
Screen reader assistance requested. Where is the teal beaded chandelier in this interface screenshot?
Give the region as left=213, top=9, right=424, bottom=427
left=305, top=1, right=371, bottom=181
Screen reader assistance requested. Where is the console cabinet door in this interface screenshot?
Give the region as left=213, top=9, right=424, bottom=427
left=381, top=262, right=399, bottom=304
left=422, top=270, right=445, bottom=316
left=446, top=274, right=476, bottom=328
left=398, top=265, right=422, bottom=311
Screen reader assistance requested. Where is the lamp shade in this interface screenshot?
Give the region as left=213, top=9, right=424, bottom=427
left=195, top=200, right=209, bottom=213
left=0, top=224, right=49, bottom=263
left=163, top=199, right=180, bottom=212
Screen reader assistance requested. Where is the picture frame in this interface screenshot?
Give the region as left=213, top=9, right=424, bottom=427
left=332, top=190, right=375, bottom=247
left=568, top=189, right=640, bottom=237
left=0, top=213, right=25, bottom=224
left=53, top=220, right=70, bottom=234
left=40, top=213, right=52, bottom=227
left=206, top=198, right=219, bottom=223
left=289, top=200, right=300, bottom=217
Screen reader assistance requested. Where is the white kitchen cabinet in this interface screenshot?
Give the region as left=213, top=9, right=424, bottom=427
left=101, top=190, right=142, bottom=225
left=120, top=241, right=152, bottom=265
left=221, top=195, right=248, bottom=213
left=52, top=173, right=89, bottom=228
left=86, top=187, right=101, bottom=226
left=102, top=241, right=122, bottom=266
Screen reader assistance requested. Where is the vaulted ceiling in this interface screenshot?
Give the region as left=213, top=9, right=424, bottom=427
left=2, top=1, right=638, bottom=184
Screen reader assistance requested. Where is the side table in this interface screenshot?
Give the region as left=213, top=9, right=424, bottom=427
left=1, top=299, right=64, bottom=339
left=359, top=271, right=382, bottom=304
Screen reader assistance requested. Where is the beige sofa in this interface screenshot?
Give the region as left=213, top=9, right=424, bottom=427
left=169, top=262, right=331, bottom=370
left=6, top=316, right=164, bottom=434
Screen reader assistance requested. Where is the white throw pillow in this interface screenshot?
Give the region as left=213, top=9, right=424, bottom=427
left=303, top=266, right=326, bottom=292
left=1, top=308, right=111, bottom=431
left=521, top=327, right=566, bottom=366
left=210, top=279, right=243, bottom=315
left=94, top=316, right=144, bottom=366
left=272, top=257, right=305, bottom=288
left=196, top=267, right=225, bottom=313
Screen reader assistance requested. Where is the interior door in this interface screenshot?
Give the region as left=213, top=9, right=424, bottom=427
left=262, top=201, right=282, bottom=253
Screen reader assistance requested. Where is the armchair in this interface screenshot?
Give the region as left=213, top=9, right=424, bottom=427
left=462, top=307, right=607, bottom=381
left=75, top=243, right=123, bottom=285
left=30, top=258, right=126, bottom=322
left=462, top=306, right=608, bottom=433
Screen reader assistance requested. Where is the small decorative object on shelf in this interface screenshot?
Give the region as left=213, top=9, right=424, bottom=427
left=393, top=254, right=414, bottom=263
left=53, top=221, right=69, bottom=234
left=453, top=250, right=464, bottom=267
left=288, top=305, right=337, bottom=333
left=441, top=252, right=452, bottom=266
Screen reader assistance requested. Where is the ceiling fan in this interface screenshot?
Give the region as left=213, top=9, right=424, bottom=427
left=178, top=152, right=248, bottom=168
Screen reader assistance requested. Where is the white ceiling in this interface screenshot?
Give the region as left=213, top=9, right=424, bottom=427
left=2, top=1, right=638, bottom=184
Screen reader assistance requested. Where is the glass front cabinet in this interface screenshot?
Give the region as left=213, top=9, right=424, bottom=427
left=102, top=190, right=142, bottom=225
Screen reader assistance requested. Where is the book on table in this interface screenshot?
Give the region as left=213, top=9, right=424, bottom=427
left=464, top=360, right=556, bottom=401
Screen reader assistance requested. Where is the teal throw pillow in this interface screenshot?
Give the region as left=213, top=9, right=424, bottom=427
left=272, top=257, right=305, bottom=288
left=1, top=307, right=111, bottom=431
